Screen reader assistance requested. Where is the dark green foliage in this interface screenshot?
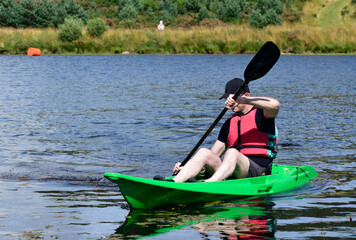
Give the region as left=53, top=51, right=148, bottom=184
left=144, top=7, right=157, bottom=22
left=0, top=0, right=88, bottom=28
left=158, top=0, right=178, bottom=21
left=54, top=0, right=88, bottom=26
left=117, top=0, right=144, bottom=27
left=87, top=17, right=107, bottom=37
left=0, top=0, right=26, bottom=27
left=197, top=5, right=211, bottom=22
left=183, top=0, right=201, bottom=13
left=212, top=1, right=226, bottom=21
left=249, top=0, right=284, bottom=28
left=0, top=0, right=305, bottom=29
left=118, top=4, right=138, bottom=20
left=210, top=0, right=245, bottom=22
left=117, top=0, right=143, bottom=13
left=141, top=0, right=158, bottom=10
left=93, top=0, right=121, bottom=7
left=116, top=0, right=142, bottom=28
left=223, top=0, right=244, bottom=21
left=58, top=17, right=84, bottom=42
left=34, top=0, right=55, bottom=27
left=208, top=0, right=219, bottom=13
left=87, top=2, right=100, bottom=19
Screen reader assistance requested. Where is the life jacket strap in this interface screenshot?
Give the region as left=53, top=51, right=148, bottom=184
left=234, top=145, right=277, bottom=152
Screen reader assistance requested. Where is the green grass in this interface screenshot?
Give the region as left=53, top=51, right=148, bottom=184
left=0, top=0, right=355, bottom=55
left=319, top=0, right=352, bottom=27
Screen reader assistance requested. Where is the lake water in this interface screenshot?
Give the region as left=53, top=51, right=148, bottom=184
left=0, top=54, right=355, bottom=239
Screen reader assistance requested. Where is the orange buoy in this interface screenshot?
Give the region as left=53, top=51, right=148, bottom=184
left=27, top=47, right=41, bottom=56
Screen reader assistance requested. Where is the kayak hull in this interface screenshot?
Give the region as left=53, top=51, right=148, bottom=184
left=104, top=164, right=317, bottom=209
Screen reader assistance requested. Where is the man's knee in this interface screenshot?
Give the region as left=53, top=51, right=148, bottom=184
left=224, top=148, right=249, bottom=165
left=196, top=148, right=213, bottom=158
left=224, top=148, right=240, bottom=160
left=197, top=148, right=221, bottom=169
left=224, top=149, right=250, bottom=178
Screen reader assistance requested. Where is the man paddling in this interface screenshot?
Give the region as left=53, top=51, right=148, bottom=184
left=172, top=78, right=279, bottom=182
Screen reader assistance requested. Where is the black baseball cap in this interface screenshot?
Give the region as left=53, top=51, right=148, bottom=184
left=219, top=78, right=250, bottom=99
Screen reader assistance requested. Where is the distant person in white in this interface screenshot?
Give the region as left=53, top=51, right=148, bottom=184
left=157, top=20, right=165, bottom=31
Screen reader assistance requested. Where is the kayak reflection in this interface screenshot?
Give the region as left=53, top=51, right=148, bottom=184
left=113, top=198, right=276, bottom=239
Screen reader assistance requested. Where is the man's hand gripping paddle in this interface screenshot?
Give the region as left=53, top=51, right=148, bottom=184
left=178, top=41, right=281, bottom=170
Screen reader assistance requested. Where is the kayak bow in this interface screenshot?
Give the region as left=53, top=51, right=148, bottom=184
left=104, top=164, right=317, bottom=209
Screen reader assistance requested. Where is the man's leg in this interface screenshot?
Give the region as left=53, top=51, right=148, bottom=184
left=173, top=148, right=222, bottom=182
left=205, top=148, right=250, bottom=182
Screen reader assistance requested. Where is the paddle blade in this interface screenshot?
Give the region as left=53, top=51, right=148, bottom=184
left=244, top=41, right=280, bottom=82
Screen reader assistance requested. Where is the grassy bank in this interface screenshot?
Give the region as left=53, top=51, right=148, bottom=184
left=0, top=0, right=355, bottom=55
left=1, top=22, right=355, bottom=55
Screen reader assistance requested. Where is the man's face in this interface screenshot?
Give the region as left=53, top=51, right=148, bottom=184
left=229, top=92, right=249, bottom=113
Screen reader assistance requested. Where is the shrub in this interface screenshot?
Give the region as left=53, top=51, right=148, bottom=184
left=141, top=0, right=158, bottom=10
left=58, top=17, right=84, bottom=42
left=210, top=0, right=244, bottom=22
left=87, top=17, right=107, bottom=37
left=224, top=0, right=244, bottom=21
left=0, top=0, right=21, bottom=27
left=53, top=0, right=88, bottom=27
left=158, top=0, right=178, bottom=21
left=0, top=0, right=88, bottom=28
left=144, top=7, right=157, bottom=22
left=183, top=0, right=201, bottom=13
left=209, top=0, right=220, bottom=13
left=197, top=5, right=211, bottom=22
left=15, top=0, right=37, bottom=27
left=118, top=3, right=138, bottom=20
left=249, top=0, right=283, bottom=28
left=34, top=0, right=55, bottom=27
left=211, top=1, right=225, bottom=21
left=117, top=0, right=143, bottom=13
left=249, top=9, right=267, bottom=28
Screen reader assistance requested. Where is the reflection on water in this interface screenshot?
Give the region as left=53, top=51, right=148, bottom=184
left=113, top=199, right=276, bottom=240
left=0, top=54, right=355, bottom=239
left=108, top=187, right=355, bottom=240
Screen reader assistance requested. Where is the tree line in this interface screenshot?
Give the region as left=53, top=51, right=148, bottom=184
left=115, top=0, right=286, bottom=27
left=0, top=0, right=88, bottom=28
left=0, top=0, right=297, bottom=29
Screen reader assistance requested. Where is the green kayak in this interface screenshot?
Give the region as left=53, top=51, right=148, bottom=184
left=104, top=164, right=317, bottom=209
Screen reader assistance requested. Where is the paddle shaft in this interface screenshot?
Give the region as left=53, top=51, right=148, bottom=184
left=180, top=82, right=248, bottom=167
left=181, top=107, right=227, bottom=167
left=178, top=41, right=280, bottom=169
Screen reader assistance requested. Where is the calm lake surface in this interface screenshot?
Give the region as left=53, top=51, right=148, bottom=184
left=0, top=54, right=355, bottom=239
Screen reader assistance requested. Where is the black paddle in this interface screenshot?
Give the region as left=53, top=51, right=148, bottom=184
left=179, top=41, right=280, bottom=168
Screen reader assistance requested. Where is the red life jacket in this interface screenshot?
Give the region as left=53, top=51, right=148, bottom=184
left=227, top=108, right=278, bottom=159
